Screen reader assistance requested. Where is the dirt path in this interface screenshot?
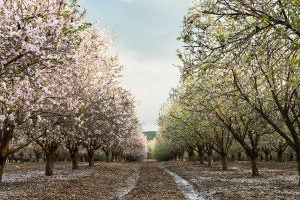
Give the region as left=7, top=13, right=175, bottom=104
left=125, top=161, right=185, bottom=200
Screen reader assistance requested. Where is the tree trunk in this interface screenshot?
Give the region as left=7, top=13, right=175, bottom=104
left=197, top=144, right=205, bottom=164
left=221, top=155, right=228, bottom=171
left=104, top=150, right=111, bottom=163
left=70, top=147, right=79, bottom=170
left=250, top=157, right=259, bottom=177
left=0, top=129, right=12, bottom=182
left=207, top=146, right=213, bottom=167
left=180, top=152, right=184, bottom=161
left=112, top=152, right=116, bottom=162
left=277, top=150, right=283, bottom=162
left=187, top=148, right=195, bottom=162
left=207, top=154, right=212, bottom=167
left=20, top=151, right=24, bottom=162
left=87, top=150, right=94, bottom=167
left=199, top=154, right=205, bottom=164
left=45, top=152, right=55, bottom=176
left=296, top=151, right=300, bottom=186
left=0, top=158, right=6, bottom=182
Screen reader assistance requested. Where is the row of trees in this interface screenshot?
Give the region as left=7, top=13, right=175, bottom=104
left=0, top=0, right=147, bottom=181
left=156, top=0, right=300, bottom=186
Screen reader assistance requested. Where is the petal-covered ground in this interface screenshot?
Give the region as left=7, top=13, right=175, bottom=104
left=165, top=161, right=300, bottom=200
left=0, top=162, right=140, bottom=200
left=0, top=161, right=299, bottom=200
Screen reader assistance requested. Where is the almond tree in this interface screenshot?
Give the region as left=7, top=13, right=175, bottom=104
left=61, top=25, right=119, bottom=169
left=179, top=0, right=300, bottom=185
left=123, top=128, right=148, bottom=161
left=0, top=0, right=85, bottom=181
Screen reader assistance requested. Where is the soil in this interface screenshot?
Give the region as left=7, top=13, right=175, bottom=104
left=0, top=161, right=299, bottom=200
left=0, top=162, right=140, bottom=200
left=165, top=161, right=300, bottom=200
left=124, top=161, right=185, bottom=200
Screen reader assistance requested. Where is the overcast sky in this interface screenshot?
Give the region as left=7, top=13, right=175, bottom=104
left=78, top=0, right=191, bottom=131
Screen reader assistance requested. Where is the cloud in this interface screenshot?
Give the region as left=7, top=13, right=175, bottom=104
left=118, top=49, right=180, bottom=131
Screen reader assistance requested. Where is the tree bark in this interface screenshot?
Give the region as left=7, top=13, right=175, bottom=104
left=221, top=155, right=228, bottom=171
left=87, top=150, right=95, bottom=167
left=250, top=157, right=259, bottom=177
left=297, top=151, right=300, bottom=186
left=0, top=123, right=14, bottom=182
left=104, top=150, right=111, bottom=163
left=277, top=150, right=283, bottom=162
left=20, top=151, right=24, bottom=162
left=70, top=147, right=79, bottom=170
left=0, top=157, right=6, bottom=182
left=207, top=145, right=213, bottom=167
left=197, top=144, right=205, bottom=164
left=45, top=152, right=55, bottom=176
left=207, top=154, right=212, bottom=167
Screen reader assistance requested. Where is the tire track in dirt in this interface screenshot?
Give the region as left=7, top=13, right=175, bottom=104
left=160, top=165, right=205, bottom=200
left=124, top=161, right=185, bottom=200
left=117, top=166, right=140, bottom=200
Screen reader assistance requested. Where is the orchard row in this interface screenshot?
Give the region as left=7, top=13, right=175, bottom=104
left=156, top=0, right=300, bottom=186
left=0, top=0, right=147, bottom=180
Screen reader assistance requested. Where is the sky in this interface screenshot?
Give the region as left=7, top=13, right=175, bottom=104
left=78, top=0, right=192, bottom=131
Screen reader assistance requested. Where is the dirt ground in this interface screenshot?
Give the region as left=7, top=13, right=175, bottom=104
left=165, top=161, right=300, bottom=200
left=0, top=161, right=299, bottom=200
left=125, top=161, right=185, bottom=200
left=0, top=162, right=140, bottom=200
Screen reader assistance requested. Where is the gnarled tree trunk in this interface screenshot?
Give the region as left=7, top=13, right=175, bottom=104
left=45, top=151, right=56, bottom=176
left=36, top=141, right=59, bottom=176
left=250, top=156, right=259, bottom=177
left=0, top=121, right=14, bottom=182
